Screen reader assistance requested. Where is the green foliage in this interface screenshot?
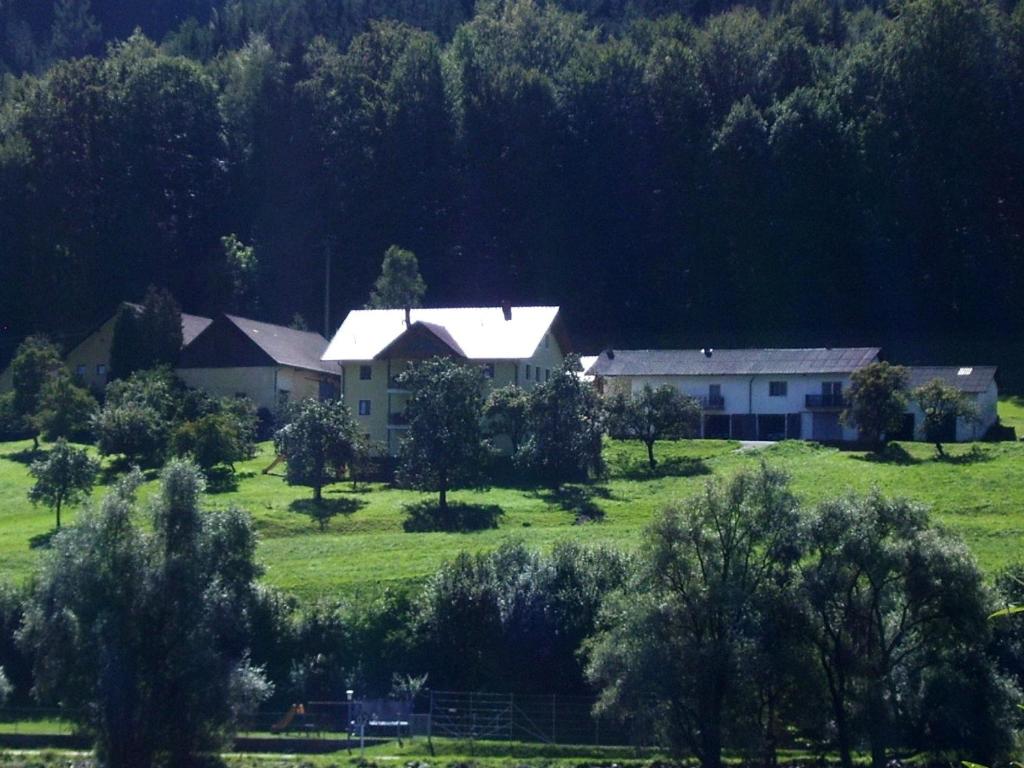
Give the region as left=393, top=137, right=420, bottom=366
left=94, top=370, right=178, bottom=466
left=419, top=540, right=630, bottom=692
left=913, top=378, right=979, bottom=455
left=27, top=438, right=98, bottom=528
left=273, top=398, right=360, bottom=503
left=32, top=373, right=97, bottom=442
left=367, top=245, right=427, bottom=309
left=605, top=384, right=702, bottom=468
left=396, top=357, right=488, bottom=512
left=10, top=335, right=64, bottom=446
left=483, top=384, right=529, bottom=454
left=800, top=491, right=1011, bottom=768
left=109, top=288, right=184, bottom=381
left=842, top=362, right=910, bottom=448
left=222, top=233, right=261, bottom=314
left=171, top=412, right=246, bottom=471
left=585, top=464, right=803, bottom=767
left=18, top=460, right=271, bottom=768
left=520, top=355, right=605, bottom=487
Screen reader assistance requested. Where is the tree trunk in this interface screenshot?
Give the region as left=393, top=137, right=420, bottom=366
left=314, top=482, right=322, bottom=502
left=935, top=441, right=945, bottom=457
left=439, top=468, right=448, bottom=513
left=56, top=497, right=61, bottom=529
left=867, top=683, right=888, bottom=768
left=646, top=440, right=656, bottom=469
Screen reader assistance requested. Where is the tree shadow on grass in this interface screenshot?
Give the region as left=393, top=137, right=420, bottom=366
left=402, top=500, right=504, bottom=532
left=537, top=484, right=615, bottom=524
left=610, top=455, right=712, bottom=481
left=854, top=443, right=921, bottom=466
left=936, top=445, right=993, bottom=465
left=3, top=448, right=42, bottom=465
left=289, top=497, right=367, bottom=531
left=29, top=529, right=58, bottom=549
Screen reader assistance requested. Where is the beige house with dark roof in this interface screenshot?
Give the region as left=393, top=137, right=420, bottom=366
left=0, top=303, right=211, bottom=395
left=176, top=314, right=336, bottom=411
left=321, top=305, right=569, bottom=455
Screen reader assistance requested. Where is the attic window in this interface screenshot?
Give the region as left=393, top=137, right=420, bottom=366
left=957, top=367, right=973, bottom=376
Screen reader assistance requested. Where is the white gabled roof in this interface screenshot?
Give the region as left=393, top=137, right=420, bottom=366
left=322, top=306, right=562, bottom=362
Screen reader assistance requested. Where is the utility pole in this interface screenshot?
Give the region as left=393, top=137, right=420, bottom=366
left=324, top=240, right=332, bottom=338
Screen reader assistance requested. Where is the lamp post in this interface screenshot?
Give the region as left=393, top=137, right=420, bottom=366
left=346, top=689, right=354, bottom=744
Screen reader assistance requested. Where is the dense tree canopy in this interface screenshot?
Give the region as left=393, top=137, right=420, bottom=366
left=1, top=0, right=1022, bottom=380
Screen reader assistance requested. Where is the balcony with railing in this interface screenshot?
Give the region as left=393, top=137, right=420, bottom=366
left=700, top=395, right=726, bottom=411
left=388, top=376, right=409, bottom=393
left=387, top=411, right=410, bottom=427
left=805, top=393, right=845, bottom=409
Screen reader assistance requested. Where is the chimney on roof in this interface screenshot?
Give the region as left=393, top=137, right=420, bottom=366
left=605, top=349, right=615, bottom=359
left=404, top=306, right=411, bottom=328
left=501, top=301, right=512, bottom=321
left=702, top=347, right=713, bottom=358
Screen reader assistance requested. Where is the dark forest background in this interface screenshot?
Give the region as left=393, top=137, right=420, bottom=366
left=1, top=0, right=1022, bottom=379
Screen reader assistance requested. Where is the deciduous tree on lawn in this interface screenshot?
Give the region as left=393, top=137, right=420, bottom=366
left=483, top=384, right=530, bottom=455
left=274, top=399, right=360, bottom=503
left=10, top=335, right=65, bottom=451
left=585, top=464, right=805, bottom=768
left=396, top=356, right=487, bottom=513
left=27, top=438, right=99, bottom=529
left=841, top=361, right=909, bottom=449
left=606, top=384, right=702, bottom=468
left=912, top=378, right=979, bottom=456
left=33, top=373, right=97, bottom=443
left=19, top=461, right=272, bottom=768
left=799, top=491, right=1009, bottom=768
left=520, top=355, right=605, bottom=487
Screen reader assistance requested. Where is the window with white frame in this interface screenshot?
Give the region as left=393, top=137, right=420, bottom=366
left=359, top=365, right=372, bottom=380
left=358, top=400, right=371, bottom=416
left=769, top=381, right=787, bottom=397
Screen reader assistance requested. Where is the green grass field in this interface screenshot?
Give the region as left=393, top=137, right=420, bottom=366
left=2, top=401, right=1023, bottom=600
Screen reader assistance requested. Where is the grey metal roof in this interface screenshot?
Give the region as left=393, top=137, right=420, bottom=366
left=224, top=314, right=335, bottom=375
left=107, top=301, right=211, bottom=348
left=181, top=313, right=213, bottom=346
left=906, top=366, right=997, bottom=394
left=590, top=347, right=881, bottom=377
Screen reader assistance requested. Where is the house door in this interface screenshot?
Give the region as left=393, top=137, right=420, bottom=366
left=812, top=412, right=842, bottom=441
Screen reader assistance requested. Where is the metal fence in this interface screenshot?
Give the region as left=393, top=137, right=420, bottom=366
left=427, top=690, right=636, bottom=746
left=0, top=692, right=641, bottom=748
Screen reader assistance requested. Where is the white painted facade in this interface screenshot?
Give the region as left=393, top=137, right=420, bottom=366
left=903, top=379, right=999, bottom=442
left=616, top=372, right=858, bottom=441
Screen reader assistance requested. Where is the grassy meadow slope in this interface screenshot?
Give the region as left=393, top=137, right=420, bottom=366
left=0, top=402, right=1022, bottom=600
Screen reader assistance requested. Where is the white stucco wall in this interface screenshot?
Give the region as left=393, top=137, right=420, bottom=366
left=617, top=373, right=858, bottom=441
left=176, top=366, right=329, bottom=412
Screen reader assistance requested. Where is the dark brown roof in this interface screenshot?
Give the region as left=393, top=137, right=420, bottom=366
left=590, top=347, right=881, bottom=377
left=906, top=366, right=997, bottom=394
left=223, top=315, right=335, bottom=374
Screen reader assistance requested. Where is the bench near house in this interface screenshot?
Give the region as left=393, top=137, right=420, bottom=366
left=321, top=305, right=569, bottom=455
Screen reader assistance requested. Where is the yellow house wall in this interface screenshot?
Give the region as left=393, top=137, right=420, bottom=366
left=340, top=330, right=568, bottom=457
left=66, top=315, right=119, bottom=393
